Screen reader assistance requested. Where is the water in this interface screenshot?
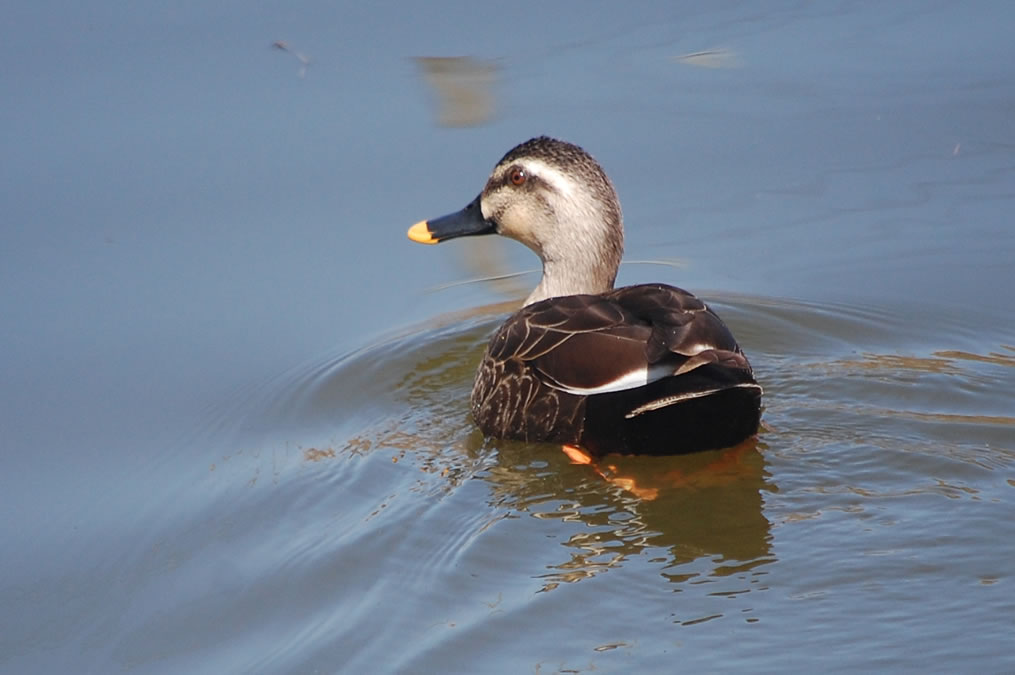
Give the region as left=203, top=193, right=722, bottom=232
left=2, top=2, right=1014, bottom=672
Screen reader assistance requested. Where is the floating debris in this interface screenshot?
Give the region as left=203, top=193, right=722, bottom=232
left=674, top=48, right=740, bottom=69
left=273, top=40, right=311, bottom=78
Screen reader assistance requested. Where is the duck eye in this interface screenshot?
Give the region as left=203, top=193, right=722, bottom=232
left=509, top=167, right=527, bottom=186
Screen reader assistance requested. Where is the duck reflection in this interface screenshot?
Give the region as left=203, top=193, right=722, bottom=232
left=340, top=313, right=774, bottom=591
left=476, top=435, right=773, bottom=591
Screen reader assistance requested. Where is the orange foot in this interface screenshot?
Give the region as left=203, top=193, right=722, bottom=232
left=562, top=444, right=594, bottom=465
left=561, top=445, right=659, bottom=501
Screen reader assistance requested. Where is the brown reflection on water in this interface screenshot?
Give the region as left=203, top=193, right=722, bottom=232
left=935, top=347, right=1015, bottom=368
left=860, top=408, right=1014, bottom=427
left=820, top=347, right=1015, bottom=375
left=821, top=352, right=963, bottom=374
left=798, top=347, right=1015, bottom=429
left=303, top=447, right=336, bottom=462
left=415, top=56, right=498, bottom=127
left=482, top=439, right=774, bottom=592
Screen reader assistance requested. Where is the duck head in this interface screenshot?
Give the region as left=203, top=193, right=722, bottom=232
left=409, top=136, right=624, bottom=305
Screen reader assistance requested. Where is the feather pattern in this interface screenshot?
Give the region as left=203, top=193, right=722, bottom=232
left=471, top=283, right=761, bottom=454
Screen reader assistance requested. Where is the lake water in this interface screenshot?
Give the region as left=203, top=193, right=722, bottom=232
left=2, top=2, right=1014, bottom=672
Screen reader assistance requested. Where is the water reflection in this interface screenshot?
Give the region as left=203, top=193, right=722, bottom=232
left=415, top=56, right=498, bottom=127
left=483, top=439, right=774, bottom=592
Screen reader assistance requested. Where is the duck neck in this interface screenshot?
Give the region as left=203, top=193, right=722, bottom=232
left=524, top=256, right=618, bottom=306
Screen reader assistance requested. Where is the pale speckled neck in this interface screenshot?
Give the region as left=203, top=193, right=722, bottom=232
left=525, top=257, right=617, bottom=305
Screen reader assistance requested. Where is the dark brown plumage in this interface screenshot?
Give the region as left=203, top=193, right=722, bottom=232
left=408, top=137, right=762, bottom=456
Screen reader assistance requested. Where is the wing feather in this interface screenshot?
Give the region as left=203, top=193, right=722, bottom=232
left=482, top=283, right=753, bottom=398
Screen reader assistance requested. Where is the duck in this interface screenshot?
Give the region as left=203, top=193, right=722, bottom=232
left=408, top=136, right=762, bottom=457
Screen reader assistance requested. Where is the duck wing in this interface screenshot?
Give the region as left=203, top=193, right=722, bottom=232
left=519, top=284, right=754, bottom=397
left=472, top=284, right=762, bottom=454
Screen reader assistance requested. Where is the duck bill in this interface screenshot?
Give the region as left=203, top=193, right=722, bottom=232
left=407, top=195, right=495, bottom=245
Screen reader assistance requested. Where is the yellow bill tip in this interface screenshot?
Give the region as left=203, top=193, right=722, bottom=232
left=407, top=220, right=438, bottom=244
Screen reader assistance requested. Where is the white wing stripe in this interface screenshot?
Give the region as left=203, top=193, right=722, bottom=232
left=553, top=363, right=673, bottom=395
